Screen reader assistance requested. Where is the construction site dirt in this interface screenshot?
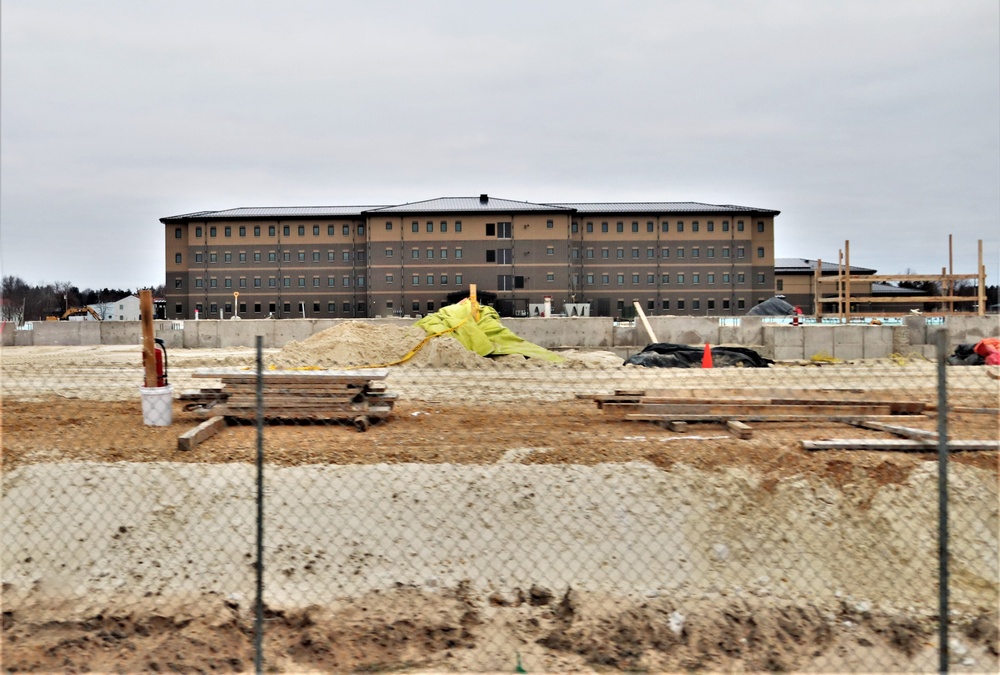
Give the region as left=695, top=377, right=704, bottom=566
left=2, top=344, right=998, bottom=673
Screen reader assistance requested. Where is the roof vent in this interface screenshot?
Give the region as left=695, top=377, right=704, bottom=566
left=479, top=194, right=488, bottom=204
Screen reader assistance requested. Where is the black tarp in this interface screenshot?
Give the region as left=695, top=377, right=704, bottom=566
left=946, top=343, right=986, bottom=366
left=746, top=296, right=796, bottom=316
left=624, top=343, right=773, bottom=368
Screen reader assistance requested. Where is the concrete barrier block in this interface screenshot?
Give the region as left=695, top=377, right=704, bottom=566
left=720, top=318, right=764, bottom=347
left=101, top=321, right=141, bottom=345
left=1, top=322, right=16, bottom=347
left=648, top=317, right=719, bottom=346
left=612, top=323, right=638, bottom=347
left=14, top=329, right=34, bottom=346
left=761, top=325, right=803, bottom=361
left=861, top=327, right=894, bottom=359
left=903, top=315, right=928, bottom=347
left=505, top=317, right=615, bottom=349
left=830, top=325, right=864, bottom=360
left=802, top=326, right=835, bottom=360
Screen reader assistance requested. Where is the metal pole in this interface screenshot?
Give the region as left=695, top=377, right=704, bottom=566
left=254, top=335, right=265, bottom=674
left=936, top=329, right=950, bottom=673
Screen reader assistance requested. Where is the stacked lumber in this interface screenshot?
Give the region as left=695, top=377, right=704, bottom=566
left=188, top=368, right=395, bottom=430
left=585, top=390, right=925, bottom=424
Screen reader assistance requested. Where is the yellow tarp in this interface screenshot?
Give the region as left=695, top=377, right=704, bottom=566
left=415, top=300, right=564, bottom=362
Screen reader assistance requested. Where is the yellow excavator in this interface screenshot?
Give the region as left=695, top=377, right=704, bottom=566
left=46, top=307, right=103, bottom=321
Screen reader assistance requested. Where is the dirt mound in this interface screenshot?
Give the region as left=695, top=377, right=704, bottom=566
left=267, top=321, right=493, bottom=370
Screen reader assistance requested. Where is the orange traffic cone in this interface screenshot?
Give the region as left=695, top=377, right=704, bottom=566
left=702, top=343, right=713, bottom=368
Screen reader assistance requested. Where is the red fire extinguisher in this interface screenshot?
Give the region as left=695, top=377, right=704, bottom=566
left=142, top=338, right=169, bottom=387
left=792, top=306, right=803, bottom=327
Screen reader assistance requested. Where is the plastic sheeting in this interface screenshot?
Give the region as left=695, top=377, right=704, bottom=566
left=625, top=343, right=773, bottom=368
left=746, top=296, right=796, bottom=316
left=415, top=300, right=564, bottom=362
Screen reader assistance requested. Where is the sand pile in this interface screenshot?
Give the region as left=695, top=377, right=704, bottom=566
left=267, top=321, right=494, bottom=370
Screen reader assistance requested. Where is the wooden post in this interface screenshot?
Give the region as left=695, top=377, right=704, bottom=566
left=948, top=234, right=954, bottom=314
left=978, top=239, right=986, bottom=317
left=844, top=240, right=852, bottom=323
left=838, top=249, right=845, bottom=323
left=633, top=301, right=658, bottom=344
left=140, top=289, right=157, bottom=387
left=815, top=258, right=822, bottom=318
left=469, top=283, right=479, bottom=321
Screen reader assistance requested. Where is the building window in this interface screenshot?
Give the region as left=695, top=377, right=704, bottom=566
left=426, top=275, right=434, bottom=285
left=616, top=222, right=624, bottom=233
left=631, top=221, right=639, bottom=233
left=757, top=221, right=765, bottom=233
left=631, top=273, right=639, bottom=284
left=223, top=252, right=232, bottom=262
left=342, top=275, right=351, bottom=286
left=455, top=221, right=462, bottom=232
left=547, top=220, right=554, bottom=229
left=358, top=224, right=365, bottom=235
left=195, top=278, right=203, bottom=288
left=385, top=248, right=394, bottom=257
left=692, top=221, right=699, bottom=232
left=210, top=278, right=218, bottom=288
left=737, top=221, right=745, bottom=232
left=571, top=249, right=579, bottom=259
left=722, top=221, right=730, bottom=232
left=757, top=273, right=766, bottom=284
left=677, top=300, right=685, bottom=310
left=647, top=273, right=655, bottom=284
left=268, top=277, right=276, bottom=287
left=455, top=248, right=462, bottom=259
left=723, top=273, right=730, bottom=283
left=239, top=278, right=247, bottom=288
left=224, top=226, right=231, bottom=237
left=692, top=274, right=700, bottom=284
left=662, top=300, right=670, bottom=310
left=738, top=298, right=746, bottom=309
left=296, top=277, right=304, bottom=287
left=296, top=225, right=304, bottom=236
left=677, top=274, right=685, bottom=285
left=737, top=247, right=746, bottom=258
left=455, top=274, right=462, bottom=285
left=175, top=253, right=182, bottom=264
left=757, top=247, right=765, bottom=258
left=210, top=253, right=218, bottom=263
left=269, top=252, right=277, bottom=262
left=328, top=225, right=335, bottom=236
left=298, top=252, right=305, bottom=262
left=647, top=248, right=655, bottom=258
left=283, top=252, right=290, bottom=262
left=585, top=221, right=592, bottom=233
left=737, top=273, right=746, bottom=284
left=440, top=221, right=447, bottom=233
left=343, top=225, right=350, bottom=236
left=486, top=223, right=495, bottom=237
left=617, top=274, right=625, bottom=285
left=677, top=248, right=684, bottom=258
left=282, top=225, right=290, bottom=236
left=253, top=252, right=261, bottom=261
left=441, top=274, right=448, bottom=285
left=209, top=226, right=217, bottom=237
left=427, top=221, right=434, bottom=233
left=312, top=277, right=320, bottom=287
left=254, top=277, right=261, bottom=287
left=661, top=274, right=670, bottom=284
left=546, top=246, right=554, bottom=255
left=601, top=274, right=609, bottom=285
left=440, top=248, right=447, bottom=259
left=412, top=275, right=419, bottom=286
left=412, top=221, right=419, bottom=233
left=312, top=251, right=320, bottom=261
left=661, top=248, right=669, bottom=258
left=269, top=226, right=276, bottom=236
left=586, top=248, right=594, bottom=259
left=661, top=222, right=668, bottom=233
left=707, top=247, right=715, bottom=258
left=723, top=298, right=730, bottom=310
left=776, top=279, right=784, bottom=291
left=343, top=251, right=351, bottom=261
left=195, top=253, right=203, bottom=263
left=313, top=225, right=320, bottom=236
left=692, top=248, right=700, bottom=258
left=175, top=278, right=182, bottom=288
left=707, top=221, right=714, bottom=232
left=426, top=248, right=434, bottom=259
left=174, top=227, right=183, bottom=239
left=707, top=273, right=715, bottom=284
left=693, top=299, right=701, bottom=310
left=676, top=221, right=684, bottom=232
left=386, top=221, right=393, bottom=230
left=486, top=250, right=496, bottom=263
left=722, top=247, right=730, bottom=258
left=327, top=302, right=336, bottom=313
left=631, top=248, right=639, bottom=258
left=616, top=248, right=624, bottom=259
left=412, top=248, right=420, bottom=259
left=585, top=273, right=594, bottom=285
left=254, top=226, right=261, bottom=237
left=386, top=274, right=393, bottom=284
left=498, top=222, right=512, bottom=239
left=239, top=252, right=247, bottom=262
left=357, top=276, right=365, bottom=287
left=647, top=221, right=654, bottom=233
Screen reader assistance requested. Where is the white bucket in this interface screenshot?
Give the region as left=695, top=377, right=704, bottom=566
left=139, top=385, right=174, bottom=426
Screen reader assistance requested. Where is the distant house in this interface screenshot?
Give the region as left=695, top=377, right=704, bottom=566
left=774, top=258, right=929, bottom=315
left=89, top=294, right=141, bottom=321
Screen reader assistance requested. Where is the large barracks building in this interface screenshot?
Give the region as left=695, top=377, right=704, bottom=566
left=162, top=195, right=778, bottom=319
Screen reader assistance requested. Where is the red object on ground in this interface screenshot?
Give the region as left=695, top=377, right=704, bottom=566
left=702, top=343, right=713, bottom=369
left=974, top=337, right=1000, bottom=365
left=792, top=306, right=803, bottom=327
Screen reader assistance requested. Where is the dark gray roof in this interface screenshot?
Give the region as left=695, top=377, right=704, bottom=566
left=161, top=206, right=383, bottom=222
left=871, top=282, right=928, bottom=295
left=551, top=201, right=779, bottom=215
left=367, top=196, right=572, bottom=214
left=774, top=257, right=877, bottom=275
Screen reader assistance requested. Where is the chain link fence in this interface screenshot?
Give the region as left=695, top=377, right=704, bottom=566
left=2, top=326, right=998, bottom=673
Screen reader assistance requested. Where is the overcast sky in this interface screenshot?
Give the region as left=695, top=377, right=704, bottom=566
left=2, top=0, right=998, bottom=291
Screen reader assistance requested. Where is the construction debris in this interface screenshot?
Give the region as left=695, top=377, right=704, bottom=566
left=624, top=343, right=772, bottom=368
left=802, top=439, right=999, bottom=452
left=186, top=368, right=395, bottom=431
left=177, top=415, right=227, bottom=451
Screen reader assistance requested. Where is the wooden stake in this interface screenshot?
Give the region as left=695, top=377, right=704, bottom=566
left=978, top=239, right=986, bottom=317
left=140, top=289, right=157, bottom=388
left=632, top=301, right=658, bottom=344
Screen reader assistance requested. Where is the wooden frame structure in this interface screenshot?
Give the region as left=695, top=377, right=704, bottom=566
left=814, top=238, right=987, bottom=321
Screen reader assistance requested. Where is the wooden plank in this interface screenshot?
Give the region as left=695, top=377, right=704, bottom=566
left=193, top=368, right=389, bottom=382
left=603, top=403, right=894, bottom=416
left=178, top=416, right=227, bottom=451
left=629, top=397, right=923, bottom=413
left=802, top=439, right=1000, bottom=452
left=667, top=421, right=687, bottom=433
left=727, top=420, right=753, bottom=440
left=626, top=413, right=928, bottom=423
left=847, top=420, right=938, bottom=441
